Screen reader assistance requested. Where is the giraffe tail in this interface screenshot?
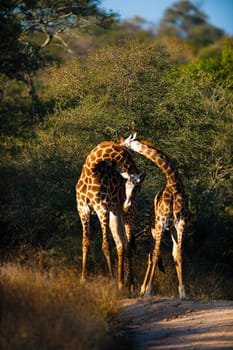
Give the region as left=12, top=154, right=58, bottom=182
left=158, top=256, right=166, bottom=273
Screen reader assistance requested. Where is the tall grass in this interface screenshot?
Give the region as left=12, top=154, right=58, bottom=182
left=0, top=264, right=122, bottom=350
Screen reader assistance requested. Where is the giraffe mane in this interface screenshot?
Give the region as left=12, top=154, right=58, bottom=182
left=138, top=139, right=163, bottom=153
left=137, top=138, right=179, bottom=173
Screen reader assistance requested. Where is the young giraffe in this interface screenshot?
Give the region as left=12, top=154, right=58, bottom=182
left=76, top=141, right=144, bottom=290
left=119, top=133, right=187, bottom=299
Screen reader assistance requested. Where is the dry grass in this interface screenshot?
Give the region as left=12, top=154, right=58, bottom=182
left=0, top=264, right=122, bottom=350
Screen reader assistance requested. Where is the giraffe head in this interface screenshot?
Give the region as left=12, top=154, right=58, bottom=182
left=118, top=132, right=138, bottom=149
left=121, top=172, right=145, bottom=213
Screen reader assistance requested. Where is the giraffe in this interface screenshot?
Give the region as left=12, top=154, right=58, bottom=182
left=76, top=141, right=144, bottom=290
left=119, top=133, right=187, bottom=299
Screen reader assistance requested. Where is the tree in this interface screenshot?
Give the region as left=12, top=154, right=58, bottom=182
left=16, top=0, right=114, bottom=50
left=0, top=1, right=113, bottom=76
left=0, top=1, right=24, bottom=78
left=157, top=0, right=224, bottom=51
left=0, top=0, right=114, bottom=117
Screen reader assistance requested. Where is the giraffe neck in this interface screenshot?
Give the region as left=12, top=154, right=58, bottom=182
left=129, top=140, right=180, bottom=190
left=85, top=141, right=138, bottom=174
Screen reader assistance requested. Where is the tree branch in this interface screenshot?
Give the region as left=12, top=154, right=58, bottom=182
left=53, top=33, right=73, bottom=53
left=38, top=23, right=52, bottom=48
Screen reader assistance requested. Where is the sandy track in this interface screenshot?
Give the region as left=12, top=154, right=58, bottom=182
left=119, top=298, right=233, bottom=349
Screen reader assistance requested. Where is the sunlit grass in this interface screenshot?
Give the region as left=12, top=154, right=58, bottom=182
left=0, top=263, right=122, bottom=350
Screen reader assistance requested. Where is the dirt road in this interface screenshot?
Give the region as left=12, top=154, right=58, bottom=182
left=119, top=298, right=233, bottom=349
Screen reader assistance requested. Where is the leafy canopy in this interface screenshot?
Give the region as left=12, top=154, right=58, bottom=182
left=0, top=0, right=114, bottom=79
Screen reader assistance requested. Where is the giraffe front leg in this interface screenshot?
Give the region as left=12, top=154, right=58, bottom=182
left=101, top=232, right=113, bottom=280
left=127, top=240, right=134, bottom=293
left=81, top=244, right=89, bottom=283
left=140, top=226, right=162, bottom=296
left=124, top=223, right=134, bottom=293
left=117, top=246, right=125, bottom=290
left=171, top=223, right=186, bottom=299
left=109, top=211, right=126, bottom=290
left=99, top=211, right=113, bottom=280
left=79, top=209, right=90, bottom=283
left=140, top=252, right=152, bottom=296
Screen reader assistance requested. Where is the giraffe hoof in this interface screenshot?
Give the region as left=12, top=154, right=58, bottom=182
left=80, top=276, right=87, bottom=285
left=144, top=289, right=152, bottom=297
left=179, top=285, right=186, bottom=299
left=139, top=287, right=145, bottom=297
left=140, top=284, right=152, bottom=297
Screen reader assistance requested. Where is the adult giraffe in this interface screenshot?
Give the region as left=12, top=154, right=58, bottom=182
left=119, top=133, right=187, bottom=299
left=76, top=141, right=144, bottom=290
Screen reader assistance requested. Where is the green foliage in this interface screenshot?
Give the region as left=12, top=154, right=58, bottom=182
left=186, top=38, right=233, bottom=85
left=0, top=130, right=82, bottom=251
left=50, top=40, right=174, bottom=138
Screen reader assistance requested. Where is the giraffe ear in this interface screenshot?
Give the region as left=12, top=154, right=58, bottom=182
left=123, top=132, right=137, bottom=146
left=117, top=132, right=125, bottom=144
left=121, top=172, right=129, bottom=180
left=130, top=132, right=137, bottom=141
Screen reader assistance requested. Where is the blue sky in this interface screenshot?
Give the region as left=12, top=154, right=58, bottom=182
left=102, top=0, right=233, bottom=35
